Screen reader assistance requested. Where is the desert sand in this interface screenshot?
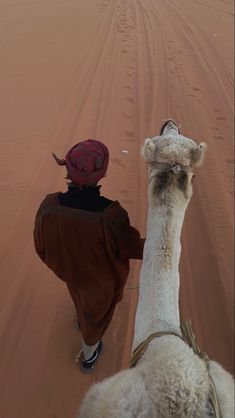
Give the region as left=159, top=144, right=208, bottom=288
left=0, top=0, right=234, bottom=417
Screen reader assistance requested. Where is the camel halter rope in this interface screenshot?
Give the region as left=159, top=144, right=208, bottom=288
left=150, top=161, right=193, bottom=174
left=130, top=320, right=222, bottom=418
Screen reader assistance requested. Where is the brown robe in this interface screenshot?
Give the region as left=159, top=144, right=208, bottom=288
left=34, top=193, right=144, bottom=345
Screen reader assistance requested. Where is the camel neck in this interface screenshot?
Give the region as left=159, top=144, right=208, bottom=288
left=133, top=193, right=188, bottom=350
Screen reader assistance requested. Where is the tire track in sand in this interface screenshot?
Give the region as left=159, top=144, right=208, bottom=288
left=147, top=0, right=234, bottom=373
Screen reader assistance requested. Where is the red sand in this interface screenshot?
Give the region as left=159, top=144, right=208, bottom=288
left=0, top=0, right=234, bottom=417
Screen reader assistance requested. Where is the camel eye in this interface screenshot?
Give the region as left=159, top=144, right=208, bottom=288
left=191, top=174, right=195, bottom=183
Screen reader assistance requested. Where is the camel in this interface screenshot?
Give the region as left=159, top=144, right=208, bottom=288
left=78, top=120, right=234, bottom=418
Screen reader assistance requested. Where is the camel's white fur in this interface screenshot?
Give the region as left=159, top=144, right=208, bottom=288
left=78, top=121, right=234, bottom=418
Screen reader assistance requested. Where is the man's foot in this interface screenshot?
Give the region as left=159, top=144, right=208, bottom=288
left=80, top=340, right=103, bottom=373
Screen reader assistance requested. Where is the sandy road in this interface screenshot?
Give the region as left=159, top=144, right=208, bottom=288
left=0, top=0, right=233, bottom=417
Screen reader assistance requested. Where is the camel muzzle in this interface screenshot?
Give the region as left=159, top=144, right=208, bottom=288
left=160, top=119, right=180, bottom=136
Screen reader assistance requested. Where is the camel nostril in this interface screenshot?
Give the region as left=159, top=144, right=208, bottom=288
left=160, top=120, right=179, bottom=135
left=167, top=121, right=177, bottom=130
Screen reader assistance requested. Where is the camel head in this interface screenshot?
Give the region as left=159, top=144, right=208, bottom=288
left=142, top=120, right=207, bottom=201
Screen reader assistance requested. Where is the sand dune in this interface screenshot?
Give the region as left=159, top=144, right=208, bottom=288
left=0, top=0, right=233, bottom=417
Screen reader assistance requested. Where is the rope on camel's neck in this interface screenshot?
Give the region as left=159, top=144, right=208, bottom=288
left=180, top=321, right=222, bottom=418
left=130, top=320, right=222, bottom=418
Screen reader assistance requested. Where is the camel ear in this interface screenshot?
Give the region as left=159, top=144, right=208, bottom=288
left=141, top=138, right=158, bottom=162
left=191, top=142, right=207, bottom=166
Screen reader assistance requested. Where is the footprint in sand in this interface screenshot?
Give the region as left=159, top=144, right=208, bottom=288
left=125, top=130, right=135, bottom=138
left=192, top=87, right=200, bottom=91
left=126, top=97, right=135, bottom=103
left=123, top=200, right=133, bottom=205
left=216, top=116, right=226, bottom=121
left=122, top=112, right=132, bottom=120
left=210, top=126, right=219, bottom=131
left=213, top=135, right=223, bottom=140
left=110, top=158, right=125, bottom=168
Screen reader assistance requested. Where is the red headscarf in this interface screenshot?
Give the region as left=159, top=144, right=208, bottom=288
left=52, top=139, right=109, bottom=186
